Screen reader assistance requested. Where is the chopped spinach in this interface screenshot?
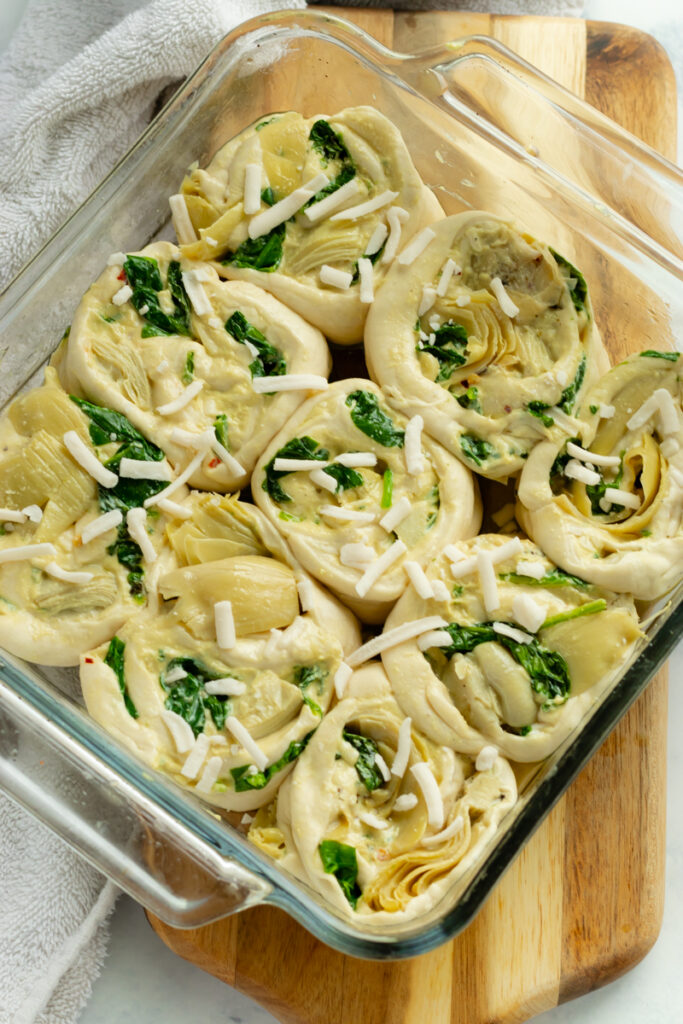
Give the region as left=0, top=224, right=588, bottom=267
left=318, top=839, right=361, bottom=909
left=293, top=664, right=327, bottom=717
left=123, top=255, right=192, bottom=337
left=222, top=221, right=285, bottom=273
left=343, top=730, right=385, bottom=792
left=639, top=349, right=679, bottom=362
left=434, top=621, right=571, bottom=704
left=549, top=248, right=588, bottom=314
left=346, top=390, right=405, bottom=448
left=255, top=117, right=277, bottom=132
left=261, top=186, right=275, bottom=206
left=549, top=437, right=580, bottom=489
left=527, top=401, right=555, bottom=428
left=182, top=351, right=195, bottom=384
left=231, top=730, right=315, bottom=792
left=214, top=413, right=229, bottom=449
left=456, top=386, right=481, bottom=413
left=323, top=463, right=363, bottom=493
left=104, top=636, right=138, bottom=719
left=106, top=524, right=145, bottom=603
left=160, top=656, right=230, bottom=736
left=541, top=599, right=607, bottom=629
left=558, top=355, right=586, bottom=414
left=226, top=311, right=286, bottom=378
left=263, top=436, right=329, bottom=503
left=589, top=404, right=599, bottom=415
left=459, top=433, right=496, bottom=467
left=419, top=322, right=468, bottom=383
left=381, top=468, right=393, bottom=508
left=500, top=568, right=589, bottom=589
left=309, top=119, right=353, bottom=165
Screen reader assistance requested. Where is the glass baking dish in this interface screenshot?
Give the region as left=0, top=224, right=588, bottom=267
left=0, top=10, right=681, bottom=960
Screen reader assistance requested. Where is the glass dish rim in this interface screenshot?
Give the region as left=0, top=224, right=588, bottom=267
left=0, top=9, right=681, bottom=961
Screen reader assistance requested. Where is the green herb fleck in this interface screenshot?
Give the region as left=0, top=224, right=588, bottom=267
left=460, top=434, right=496, bottom=467
left=541, top=599, right=607, bottom=630
left=500, top=568, right=589, bottom=589
left=639, top=350, right=679, bottom=362
left=381, top=468, right=393, bottom=508
left=589, top=404, right=599, bottom=415
left=527, top=401, right=554, bottom=428
left=182, top=351, right=195, bottom=384
left=558, top=354, right=586, bottom=414
left=214, top=413, right=229, bottom=450
left=456, top=386, right=481, bottom=412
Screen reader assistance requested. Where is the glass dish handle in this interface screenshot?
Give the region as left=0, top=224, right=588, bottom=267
left=0, top=676, right=272, bottom=928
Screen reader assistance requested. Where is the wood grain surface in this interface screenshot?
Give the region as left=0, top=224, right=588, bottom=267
left=148, top=11, right=676, bottom=1023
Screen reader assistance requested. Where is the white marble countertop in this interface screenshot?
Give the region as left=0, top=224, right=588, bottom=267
left=2, top=1, right=681, bottom=1022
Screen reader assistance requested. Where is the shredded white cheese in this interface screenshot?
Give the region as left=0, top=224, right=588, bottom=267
left=365, top=221, right=388, bottom=256
left=404, top=560, right=434, bottom=600
left=0, top=543, right=56, bottom=565
left=334, top=662, right=353, bottom=699
left=164, top=665, right=188, bottom=684
left=564, top=459, right=601, bottom=486
left=63, top=431, right=118, bottom=488
left=431, top=580, right=451, bottom=602
left=658, top=389, right=680, bottom=436
left=340, top=543, right=376, bottom=568
left=168, top=194, right=198, bottom=244
left=477, top=549, right=500, bottom=613
left=358, top=258, right=374, bottom=304
left=330, top=189, right=399, bottom=222
left=393, top=793, right=418, bottom=812
left=381, top=206, right=409, bottom=263
left=512, top=593, right=547, bottom=633
left=602, top=487, right=641, bottom=510
left=418, top=285, right=437, bottom=316
left=490, top=276, right=519, bottom=317
left=225, top=716, right=268, bottom=771
left=374, top=753, right=391, bottom=782
left=305, top=177, right=361, bottom=222
left=417, top=630, right=453, bottom=651
left=398, top=227, right=436, bottom=266
left=44, top=562, right=93, bottom=585
left=661, top=438, right=680, bottom=459
left=598, top=403, right=615, bottom=419
left=355, top=539, right=407, bottom=598
left=548, top=406, right=580, bottom=434
left=334, top=452, right=376, bottom=468
left=119, top=458, right=172, bottom=481
left=421, top=814, right=464, bottom=847
left=436, top=258, right=460, bottom=296
left=319, top=264, right=353, bottom=290
left=126, top=507, right=157, bottom=564
left=273, top=457, right=330, bottom=472
left=156, top=379, right=203, bottom=416
left=404, top=415, right=424, bottom=475
left=243, top=162, right=264, bottom=216
left=493, top=621, right=534, bottom=645
left=475, top=745, right=499, bottom=772
left=626, top=394, right=660, bottom=431
left=214, top=600, right=236, bottom=650
left=144, top=448, right=206, bottom=508
left=513, top=559, right=546, bottom=580
left=410, top=762, right=444, bottom=828
left=320, top=506, right=375, bottom=524
left=204, top=677, right=247, bottom=696
left=346, top=615, right=448, bottom=667
left=450, top=555, right=478, bottom=579
left=80, top=509, right=123, bottom=544
left=248, top=172, right=329, bottom=238
left=181, top=733, right=211, bottom=779
left=310, top=467, right=337, bottom=493
left=391, top=716, right=412, bottom=778
left=251, top=374, right=328, bottom=393
left=21, top=505, right=43, bottom=524
left=566, top=442, right=620, bottom=468
left=297, top=577, right=315, bottom=612
left=112, top=284, right=132, bottom=306
left=161, top=709, right=195, bottom=754
left=0, top=508, right=27, bottom=523
left=156, top=498, right=192, bottom=520
left=180, top=270, right=212, bottom=317
left=195, top=755, right=224, bottom=794
left=358, top=810, right=389, bottom=831
left=107, top=252, right=127, bottom=267
left=379, top=496, right=412, bottom=533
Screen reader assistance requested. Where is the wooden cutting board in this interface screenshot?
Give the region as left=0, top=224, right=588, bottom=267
left=148, top=11, right=675, bottom=1023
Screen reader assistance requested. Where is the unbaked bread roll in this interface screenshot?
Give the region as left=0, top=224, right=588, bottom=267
left=60, top=241, right=330, bottom=491
left=80, top=494, right=361, bottom=811
left=517, top=350, right=683, bottom=600
left=173, top=108, right=443, bottom=343
left=251, top=378, right=481, bottom=622
left=365, top=212, right=609, bottom=479
left=381, top=535, right=641, bottom=761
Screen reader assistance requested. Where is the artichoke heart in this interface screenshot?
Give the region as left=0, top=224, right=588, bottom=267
left=166, top=493, right=269, bottom=564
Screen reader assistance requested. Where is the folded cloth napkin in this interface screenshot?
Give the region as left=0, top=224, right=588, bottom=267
left=0, top=0, right=577, bottom=1022
left=310, top=0, right=583, bottom=13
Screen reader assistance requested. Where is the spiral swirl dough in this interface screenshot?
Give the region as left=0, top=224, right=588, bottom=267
left=251, top=378, right=481, bottom=623
left=60, top=241, right=331, bottom=491
left=268, top=664, right=516, bottom=920
left=380, top=535, right=641, bottom=762
left=80, top=494, right=361, bottom=812
left=0, top=370, right=176, bottom=666
left=173, top=107, right=444, bottom=344
left=517, top=351, right=683, bottom=600
left=364, top=212, right=609, bottom=480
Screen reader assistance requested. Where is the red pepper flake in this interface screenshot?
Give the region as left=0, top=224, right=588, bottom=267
left=208, top=457, right=220, bottom=469
left=504, top=405, right=512, bottom=413
left=117, top=270, right=126, bottom=281
left=84, top=657, right=94, bottom=664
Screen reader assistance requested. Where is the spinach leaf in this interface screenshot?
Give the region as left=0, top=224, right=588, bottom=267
left=639, top=349, right=679, bottom=362
left=263, top=436, right=329, bottom=503
left=558, top=354, right=586, bottom=414
left=70, top=397, right=152, bottom=447
left=459, top=433, right=496, bottom=467
left=214, top=413, right=229, bottom=449
left=419, top=322, right=468, bottom=383
left=182, top=351, right=195, bottom=384
left=160, top=656, right=230, bottom=736
left=260, top=186, right=275, bottom=206
left=318, top=839, right=362, bottom=909
left=230, top=730, right=316, bottom=792
left=542, top=598, right=607, bottom=629
left=527, top=401, right=554, bottom=428
left=456, top=386, right=481, bottom=412
left=323, top=463, right=363, bottom=493
left=549, top=248, right=588, bottom=313
left=222, top=222, right=285, bottom=273
left=226, top=310, right=286, bottom=378
left=293, top=664, right=327, bottom=717
left=343, top=730, right=384, bottom=792
left=346, top=391, right=405, bottom=448
left=585, top=451, right=624, bottom=515
left=106, top=524, right=145, bottom=603
left=104, top=636, right=138, bottom=719
left=309, top=120, right=353, bottom=165
left=500, top=568, right=589, bottom=589
left=381, top=468, right=393, bottom=509
left=434, top=621, right=571, bottom=704
left=123, top=255, right=191, bottom=337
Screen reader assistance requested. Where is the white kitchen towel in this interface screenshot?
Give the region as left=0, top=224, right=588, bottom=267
left=0, top=1, right=576, bottom=1022
left=313, top=0, right=582, bottom=13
